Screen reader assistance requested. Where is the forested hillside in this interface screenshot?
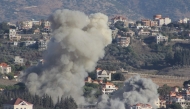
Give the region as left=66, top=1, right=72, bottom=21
left=1, top=0, right=190, bottom=22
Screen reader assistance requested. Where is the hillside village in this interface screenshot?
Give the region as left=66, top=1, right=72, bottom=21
left=1, top=14, right=190, bottom=109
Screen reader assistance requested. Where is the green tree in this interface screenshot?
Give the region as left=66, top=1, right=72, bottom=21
left=114, top=21, right=124, bottom=30
left=0, top=22, right=9, bottom=34
left=56, top=96, right=77, bottom=109
left=169, top=103, right=182, bottom=109
left=158, top=84, right=171, bottom=97
left=88, top=72, right=96, bottom=80
left=112, top=73, right=125, bottom=81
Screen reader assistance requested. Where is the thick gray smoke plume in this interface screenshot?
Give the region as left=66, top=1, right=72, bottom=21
left=21, top=9, right=112, bottom=104
left=98, top=75, right=159, bottom=109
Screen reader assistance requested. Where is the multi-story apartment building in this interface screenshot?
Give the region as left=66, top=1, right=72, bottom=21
left=37, top=39, right=49, bottom=51
left=9, top=29, right=21, bottom=41
left=141, top=19, right=158, bottom=27
left=9, top=29, right=16, bottom=37
left=116, top=36, right=130, bottom=47
left=155, top=34, right=168, bottom=44
left=0, top=63, right=11, bottom=74
left=153, top=15, right=171, bottom=26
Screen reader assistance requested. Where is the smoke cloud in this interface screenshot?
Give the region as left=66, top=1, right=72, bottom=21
left=21, top=9, right=112, bottom=104
left=98, top=75, right=159, bottom=109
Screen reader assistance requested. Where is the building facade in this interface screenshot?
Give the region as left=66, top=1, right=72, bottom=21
left=117, top=36, right=130, bottom=47
left=37, top=39, right=49, bottom=51
left=9, top=29, right=21, bottom=41
left=0, top=63, right=11, bottom=74
left=21, top=21, right=33, bottom=29
left=111, top=16, right=127, bottom=24
left=15, top=56, right=25, bottom=65
left=102, top=82, right=118, bottom=94
left=3, top=98, right=33, bottom=109
left=96, top=68, right=116, bottom=81
left=24, top=41, right=36, bottom=46
left=155, top=34, right=168, bottom=44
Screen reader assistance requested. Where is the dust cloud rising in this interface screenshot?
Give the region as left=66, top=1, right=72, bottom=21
left=21, top=9, right=112, bottom=104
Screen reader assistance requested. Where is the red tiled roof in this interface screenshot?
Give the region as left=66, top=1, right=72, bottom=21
left=96, top=68, right=102, bottom=70
left=106, top=82, right=114, bottom=85
left=0, top=63, right=8, bottom=67
left=112, top=16, right=127, bottom=20
left=5, top=98, right=32, bottom=105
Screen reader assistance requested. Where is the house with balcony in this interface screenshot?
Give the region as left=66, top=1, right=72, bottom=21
left=0, top=63, right=11, bottom=74
left=96, top=68, right=116, bottom=81
left=3, top=98, right=33, bottom=109
left=102, top=82, right=118, bottom=94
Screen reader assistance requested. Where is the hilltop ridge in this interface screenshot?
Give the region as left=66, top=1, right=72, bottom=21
left=1, top=0, right=190, bottom=22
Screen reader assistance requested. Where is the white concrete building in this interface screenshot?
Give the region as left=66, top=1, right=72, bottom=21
left=178, top=18, right=189, bottom=23
left=21, top=21, right=33, bottom=29
left=9, top=29, right=21, bottom=41
left=0, top=63, right=11, bottom=74
left=96, top=68, right=116, bottom=81
left=155, top=34, right=168, bottom=44
left=3, top=98, right=33, bottom=109
left=158, top=17, right=171, bottom=26
left=9, top=29, right=16, bottom=38
left=24, top=41, right=36, bottom=46
left=15, top=56, right=25, bottom=65
left=37, top=39, right=49, bottom=51
left=32, top=19, right=41, bottom=26
left=102, top=82, right=118, bottom=94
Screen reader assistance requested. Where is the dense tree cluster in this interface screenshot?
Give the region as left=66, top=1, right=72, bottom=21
left=83, top=83, right=102, bottom=99
left=173, top=49, right=190, bottom=66
left=111, top=73, right=125, bottom=81
left=0, top=22, right=10, bottom=34
left=158, top=84, right=171, bottom=98
left=168, top=103, right=182, bottom=109
left=0, top=90, right=77, bottom=109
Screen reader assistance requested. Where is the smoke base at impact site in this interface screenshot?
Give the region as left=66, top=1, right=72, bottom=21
left=21, top=9, right=112, bottom=104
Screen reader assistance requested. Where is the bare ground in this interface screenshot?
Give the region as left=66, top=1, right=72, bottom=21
left=0, top=79, right=18, bottom=86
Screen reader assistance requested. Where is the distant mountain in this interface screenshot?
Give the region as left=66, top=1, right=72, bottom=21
left=1, top=0, right=190, bottom=22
